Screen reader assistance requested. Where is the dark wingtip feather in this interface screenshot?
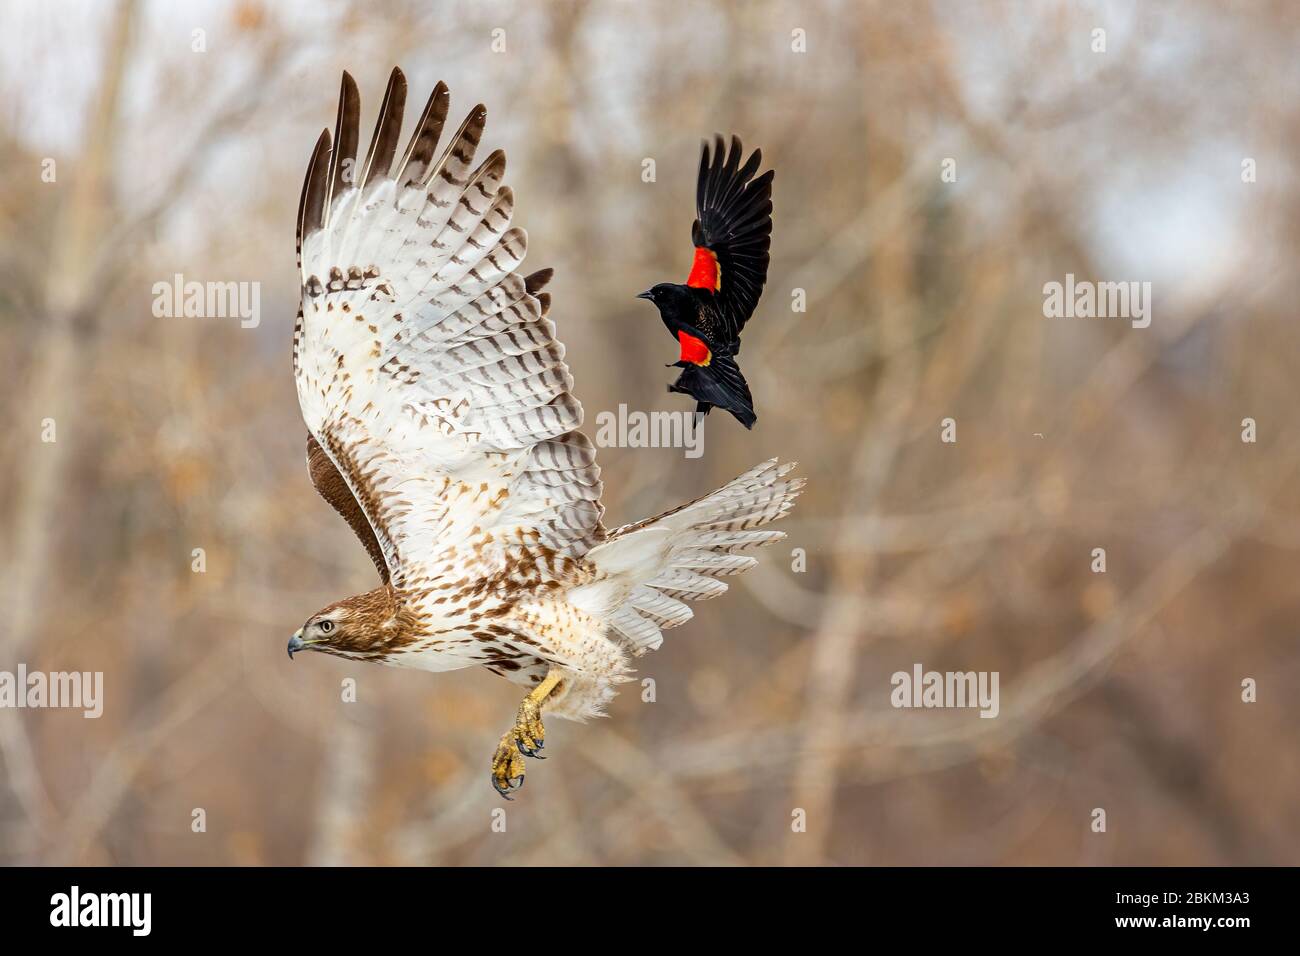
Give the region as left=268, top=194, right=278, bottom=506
left=410, top=102, right=488, bottom=191
left=469, top=103, right=490, bottom=143
left=727, top=134, right=742, bottom=168
left=298, top=128, right=332, bottom=243
left=326, top=72, right=360, bottom=216
left=736, top=147, right=762, bottom=185
left=361, top=66, right=409, bottom=189
left=397, top=80, right=451, bottom=186
left=524, top=268, right=554, bottom=293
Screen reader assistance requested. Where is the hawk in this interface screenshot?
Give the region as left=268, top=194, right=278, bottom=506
left=287, top=69, right=803, bottom=798
left=637, top=136, right=774, bottom=428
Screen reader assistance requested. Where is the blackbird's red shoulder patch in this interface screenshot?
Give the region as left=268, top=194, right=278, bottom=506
left=677, top=330, right=711, bottom=366
left=686, top=246, right=720, bottom=292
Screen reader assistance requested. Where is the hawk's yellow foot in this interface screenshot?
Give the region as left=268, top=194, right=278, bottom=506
left=514, top=693, right=548, bottom=757
left=489, top=670, right=562, bottom=798
left=490, top=733, right=527, bottom=799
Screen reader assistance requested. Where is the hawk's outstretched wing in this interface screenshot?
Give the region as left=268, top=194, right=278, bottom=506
left=293, top=69, right=604, bottom=589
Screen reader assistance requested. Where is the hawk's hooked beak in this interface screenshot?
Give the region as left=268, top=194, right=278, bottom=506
left=287, top=630, right=305, bottom=660
left=636, top=290, right=653, bottom=301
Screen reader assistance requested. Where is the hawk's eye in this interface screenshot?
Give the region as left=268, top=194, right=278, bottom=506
left=319, top=620, right=334, bottom=633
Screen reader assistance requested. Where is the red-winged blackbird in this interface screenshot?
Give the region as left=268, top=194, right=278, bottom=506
left=638, top=136, right=774, bottom=429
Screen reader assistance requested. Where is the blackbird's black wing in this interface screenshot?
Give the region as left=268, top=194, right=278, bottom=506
left=689, top=135, right=774, bottom=343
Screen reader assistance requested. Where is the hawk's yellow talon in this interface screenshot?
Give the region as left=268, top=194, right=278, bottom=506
left=491, top=733, right=527, bottom=798
left=488, top=670, right=562, bottom=796
left=514, top=696, right=546, bottom=757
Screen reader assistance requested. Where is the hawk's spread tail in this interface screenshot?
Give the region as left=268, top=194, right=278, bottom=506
left=572, top=459, right=803, bottom=656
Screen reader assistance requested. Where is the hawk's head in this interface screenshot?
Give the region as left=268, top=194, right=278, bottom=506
left=287, top=585, right=414, bottom=661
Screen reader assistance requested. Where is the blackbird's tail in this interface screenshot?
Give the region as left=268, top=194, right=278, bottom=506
left=668, top=352, right=756, bottom=429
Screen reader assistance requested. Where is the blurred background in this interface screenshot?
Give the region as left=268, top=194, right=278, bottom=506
left=1, top=0, right=1298, bottom=866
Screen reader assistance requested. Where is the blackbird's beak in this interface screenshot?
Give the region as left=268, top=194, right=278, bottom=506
left=287, top=630, right=305, bottom=659
left=636, top=290, right=653, bottom=301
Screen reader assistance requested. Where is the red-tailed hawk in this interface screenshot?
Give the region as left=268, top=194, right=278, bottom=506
left=287, top=69, right=803, bottom=798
